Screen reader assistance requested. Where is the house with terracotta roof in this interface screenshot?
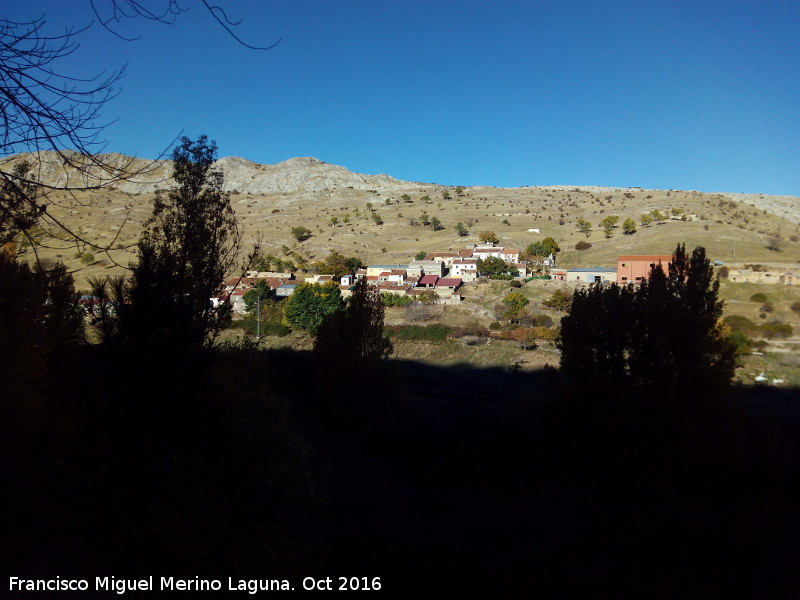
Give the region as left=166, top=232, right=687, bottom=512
left=471, top=245, right=520, bottom=264
left=418, top=274, right=439, bottom=288
left=617, top=254, right=673, bottom=284
left=434, top=277, right=463, bottom=300
left=423, top=252, right=462, bottom=268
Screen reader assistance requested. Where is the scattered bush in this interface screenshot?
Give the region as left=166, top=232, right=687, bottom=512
left=728, top=331, right=752, bottom=355
left=575, top=241, right=592, bottom=250
left=509, top=280, right=522, bottom=288
left=449, top=322, right=490, bottom=338
left=791, top=302, right=800, bottom=313
left=381, top=293, right=413, bottom=307
left=760, top=322, right=793, bottom=339
left=291, top=226, right=311, bottom=242
left=750, top=293, right=767, bottom=303
left=543, top=289, right=572, bottom=312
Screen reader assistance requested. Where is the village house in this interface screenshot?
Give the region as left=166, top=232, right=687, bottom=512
left=418, top=274, right=439, bottom=288
left=245, top=271, right=293, bottom=279
left=450, top=258, right=478, bottom=282
left=617, top=254, right=673, bottom=284
left=566, top=267, right=617, bottom=284
left=408, top=259, right=445, bottom=277
left=304, top=274, right=335, bottom=284
left=433, top=277, right=463, bottom=303
left=424, top=252, right=462, bottom=268
left=470, top=243, right=521, bottom=264
left=728, top=269, right=798, bottom=285
left=366, top=264, right=409, bottom=277
left=274, top=282, right=303, bottom=298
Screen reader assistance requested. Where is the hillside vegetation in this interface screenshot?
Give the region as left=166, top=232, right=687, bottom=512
left=4, top=152, right=798, bottom=289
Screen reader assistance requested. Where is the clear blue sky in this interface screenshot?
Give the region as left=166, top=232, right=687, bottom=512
left=11, top=1, right=800, bottom=195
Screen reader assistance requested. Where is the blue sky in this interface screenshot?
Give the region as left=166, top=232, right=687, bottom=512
left=11, top=1, right=800, bottom=195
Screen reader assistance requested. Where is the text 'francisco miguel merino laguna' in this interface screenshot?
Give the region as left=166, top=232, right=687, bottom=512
left=9, top=576, right=293, bottom=594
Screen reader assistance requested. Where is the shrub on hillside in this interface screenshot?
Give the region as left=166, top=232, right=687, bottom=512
left=728, top=330, right=753, bottom=355
left=724, top=314, right=758, bottom=336
left=760, top=322, right=793, bottom=339
left=543, top=289, right=572, bottom=312
left=575, top=241, right=592, bottom=250
left=382, top=293, right=413, bottom=307
left=750, top=293, right=767, bottom=303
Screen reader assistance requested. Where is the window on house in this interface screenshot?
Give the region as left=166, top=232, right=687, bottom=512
left=621, top=263, right=626, bottom=267
left=621, top=277, right=628, bottom=281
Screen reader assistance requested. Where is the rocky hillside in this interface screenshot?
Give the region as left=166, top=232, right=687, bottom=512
left=4, top=151, right=798, bottom=223
left=1, top=151, right=416, bottom=196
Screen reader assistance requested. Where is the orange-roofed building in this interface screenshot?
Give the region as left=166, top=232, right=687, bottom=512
left=617, top=254, right=673, bottom=284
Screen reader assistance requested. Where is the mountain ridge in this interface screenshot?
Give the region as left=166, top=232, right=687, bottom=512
left=2, top=151, right=798, bottom=223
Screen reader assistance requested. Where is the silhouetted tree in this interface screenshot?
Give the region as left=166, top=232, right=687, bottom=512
left=315, top=278, right=392, bottom=367
left=93, top=135, right=241, bottom=348
left=559, top=244, right=735, bottom=398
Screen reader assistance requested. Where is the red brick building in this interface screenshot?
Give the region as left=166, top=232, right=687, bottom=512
left=617, top=254, right=673, bottom=284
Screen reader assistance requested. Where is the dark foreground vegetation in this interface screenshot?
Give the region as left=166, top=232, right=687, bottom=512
left=3, top=341, right=800, bottom=598
left=3, top=138, right=800, bottom=597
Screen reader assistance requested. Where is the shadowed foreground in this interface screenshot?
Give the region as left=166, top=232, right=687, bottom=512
left=3, top=345, right=800, bottom=598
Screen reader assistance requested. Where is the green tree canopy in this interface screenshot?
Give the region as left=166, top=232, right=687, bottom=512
left=479, top=231, right=499, bottom=244
left=292, top=226, right=311, bottom=242
left=315, top=252, right=364, bottom=278
left=283, top=281, right=345, bottom=334
left=576, top=218, right=592, bottom=237
left=599, top=215, right=620, bottom=238
left=525, top=237, right=560, bottom=258
left=622, top=218, right=637, bottom=235
left=243, top=280, right=271, bottom=313
left=455, top=222, right=469, bottom=236
left=477, top=256, right=517, bottom=277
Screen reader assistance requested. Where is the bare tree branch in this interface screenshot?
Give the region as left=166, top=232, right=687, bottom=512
left=1, top=2, right=276, bottom=260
